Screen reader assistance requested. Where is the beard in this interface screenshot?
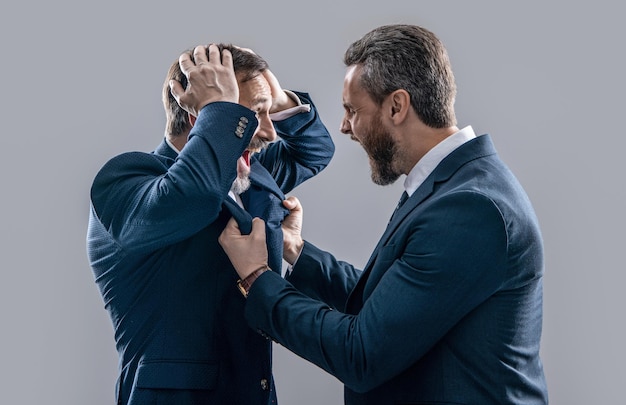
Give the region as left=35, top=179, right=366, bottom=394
left=248, top=137, right=269, bottom=152
left=361, top=115, right=401, bottom=186
left=229, top=136, right=270, bottom=195
left=231, top=174, right=251, bottom=195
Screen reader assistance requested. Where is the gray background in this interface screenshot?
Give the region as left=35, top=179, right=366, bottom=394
left=1, top=1, right=623, bottom=404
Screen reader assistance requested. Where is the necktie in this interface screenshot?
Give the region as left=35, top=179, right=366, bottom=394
left=389, top=191, right=409, bottom=223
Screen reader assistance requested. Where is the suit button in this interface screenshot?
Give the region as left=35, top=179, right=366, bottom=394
left=260, top=378, right=269, bottom=391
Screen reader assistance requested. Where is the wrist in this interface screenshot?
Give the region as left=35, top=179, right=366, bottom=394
left=237, top=265, right=270, bottom=297
left=283, top=239, right=304, bottom=265
left=270, top=90, right=298, bottom=113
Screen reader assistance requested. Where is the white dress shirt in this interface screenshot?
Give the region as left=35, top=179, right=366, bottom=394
left=403, top=125, right=476, bottom=197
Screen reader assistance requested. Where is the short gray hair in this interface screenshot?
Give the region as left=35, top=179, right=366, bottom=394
left=344, top=24, right=457, bottom=128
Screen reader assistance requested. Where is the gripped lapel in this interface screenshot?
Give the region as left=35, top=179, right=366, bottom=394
left=346, top=135, right=497, bottom=309
left=222, top=198, right=253, bottom=235
left=245, top=159, right=287, bottom=199
left=241, top=159, right=289, bottom=273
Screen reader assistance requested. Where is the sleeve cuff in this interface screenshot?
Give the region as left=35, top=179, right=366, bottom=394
left=284, top=243, right=304, bottom=276
left=269, top=90, right=311, bottom=121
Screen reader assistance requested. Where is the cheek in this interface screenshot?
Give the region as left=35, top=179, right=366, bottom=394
left=351, top=116, right=369, bottom=137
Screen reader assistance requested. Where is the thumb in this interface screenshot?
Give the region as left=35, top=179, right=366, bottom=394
left=283, top=196, right=302, bottom=212
left=169, top=80, right=184, bottom=102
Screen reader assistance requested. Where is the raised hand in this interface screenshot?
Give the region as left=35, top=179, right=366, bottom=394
left=234, top=46, right=296, bottom=113
left=169, top=44, right=239, bottom=117
left=262, top=68, right=297, bottom=113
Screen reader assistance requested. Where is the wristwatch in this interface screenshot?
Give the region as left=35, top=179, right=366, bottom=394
left=237, top=266, right=270, bottom=297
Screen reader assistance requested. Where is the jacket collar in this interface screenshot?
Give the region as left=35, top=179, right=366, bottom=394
left=370, top=134, right=497, bottom=267
left=153, top=138, right=179, bottom=161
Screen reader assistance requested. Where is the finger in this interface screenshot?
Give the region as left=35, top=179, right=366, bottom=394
left=221, top=48, right=233, bottom=69
left=207, top=43, right=220, bottom=65
left=193, top=45, right=208, bottom=65
left=263, top=69, right=281, bottom=90
left=169, top=80, right=184, bottom=102
left=178, top=51, right=195, bottom=75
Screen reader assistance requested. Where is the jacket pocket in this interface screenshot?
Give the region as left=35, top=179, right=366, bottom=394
left=135, top=360, right=218, bottom=390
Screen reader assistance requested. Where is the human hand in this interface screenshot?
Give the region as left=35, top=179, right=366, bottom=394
left=282, top=196, right=304, bottom=265
left=169, top=44, right=239, bottom=117
left=263, top=69, right=297, bottom=113
left=219, top=217, right=269, bottom=280
left=235, top=46, right=296, bottom=113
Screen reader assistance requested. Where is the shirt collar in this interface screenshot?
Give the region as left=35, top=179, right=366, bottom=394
left=403, top=125, right=476, bottom=196
left=165, top=136, right=181, bottom=155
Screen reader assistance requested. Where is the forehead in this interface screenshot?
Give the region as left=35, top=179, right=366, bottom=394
left=343, top=65, right=374, bottom=106
left=238, top=74, right=271, bottom=110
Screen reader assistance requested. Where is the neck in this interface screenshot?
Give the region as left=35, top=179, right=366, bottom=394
left=167, top=132, right=189, bottom=152
left=401, top=124, right=459, bottom=174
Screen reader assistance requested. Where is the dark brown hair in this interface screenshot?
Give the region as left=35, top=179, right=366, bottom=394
left=162, top=44, right=269, bottom=136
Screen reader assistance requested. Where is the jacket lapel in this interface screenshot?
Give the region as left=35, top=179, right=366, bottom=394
left=241, top=159, right=289, bottom=273
left=222, top=198, right=253, bottom=235
left=346, top=135, right=497, bottom=309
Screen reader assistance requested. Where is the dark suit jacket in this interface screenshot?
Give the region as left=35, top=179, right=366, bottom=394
left=244, top=135, right=549, bottom=404
left=87, top=95, right=333, bottom=405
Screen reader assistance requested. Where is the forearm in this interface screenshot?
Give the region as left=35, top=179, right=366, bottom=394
left=257, top=92, right=335, bottom=192
left=245, top=192, right=511, bottom=393
left=286, top=241, right=361, bottom=310
left=93, top=102, right=257, bottom=252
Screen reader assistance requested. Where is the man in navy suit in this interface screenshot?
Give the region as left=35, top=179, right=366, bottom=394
left=86, top=44, right=334, bottom=404
left=219, top=25, right=549, bottom=404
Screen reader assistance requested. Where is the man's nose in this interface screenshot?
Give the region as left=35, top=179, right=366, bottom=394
left=255, top=114, right=277, bottom=143
left=340, top=116, right=351, bottom=134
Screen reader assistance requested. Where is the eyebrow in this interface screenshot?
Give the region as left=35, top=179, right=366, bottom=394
left=251, top=96, right=271, bottom=110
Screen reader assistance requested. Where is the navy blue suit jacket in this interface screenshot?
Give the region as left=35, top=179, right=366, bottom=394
left=244, top=135, right=548, bottom=404
left=86, top=94, right=333, bottom=405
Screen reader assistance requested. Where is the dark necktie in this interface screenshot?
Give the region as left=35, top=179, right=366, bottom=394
left=389, top=191, right=409, bottom=223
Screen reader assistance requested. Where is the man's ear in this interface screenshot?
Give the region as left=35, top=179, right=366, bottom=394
left=188, top=113, right=197, bottom=127
left=388, top=89, right=410, bottom=124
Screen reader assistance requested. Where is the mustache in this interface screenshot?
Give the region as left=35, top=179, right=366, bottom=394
left=248, top=138, right=269, bottom=151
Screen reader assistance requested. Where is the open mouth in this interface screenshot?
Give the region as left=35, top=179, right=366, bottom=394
left=242, top=149, right=251, bottom=168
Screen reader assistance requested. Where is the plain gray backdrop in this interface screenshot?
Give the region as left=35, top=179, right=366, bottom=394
left=1, top=1, right=624, bottom=403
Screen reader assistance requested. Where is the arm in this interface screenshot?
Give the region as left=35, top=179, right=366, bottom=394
left=233, top=49, right=334, bottom=192
left=259, top=91, right=334, bottom=192
left=221, top=191, right=507, bottom=392
left=278, top=196, right=360, bottom=308
left=90, top=45, right=256, bottom=254
left=285, top=241, right=361, bottom=311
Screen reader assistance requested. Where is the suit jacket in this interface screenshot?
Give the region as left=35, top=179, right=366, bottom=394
left=87, top=94, right=334, bottom=405
left=244, top=134, right=549, bottom=404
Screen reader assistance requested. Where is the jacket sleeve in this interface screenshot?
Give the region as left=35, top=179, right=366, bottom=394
left=255, top=91, right=334, bottom=193
left=285, top=241, right=362, bottom=311
left=244, top=191, right=508, bottom=393
left=89, top=102, right=258, bottom=254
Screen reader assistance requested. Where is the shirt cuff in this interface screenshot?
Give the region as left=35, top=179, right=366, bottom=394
left=269, top=90, right=311, bottom=121
left=284, top=244, right=304, bottom=276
